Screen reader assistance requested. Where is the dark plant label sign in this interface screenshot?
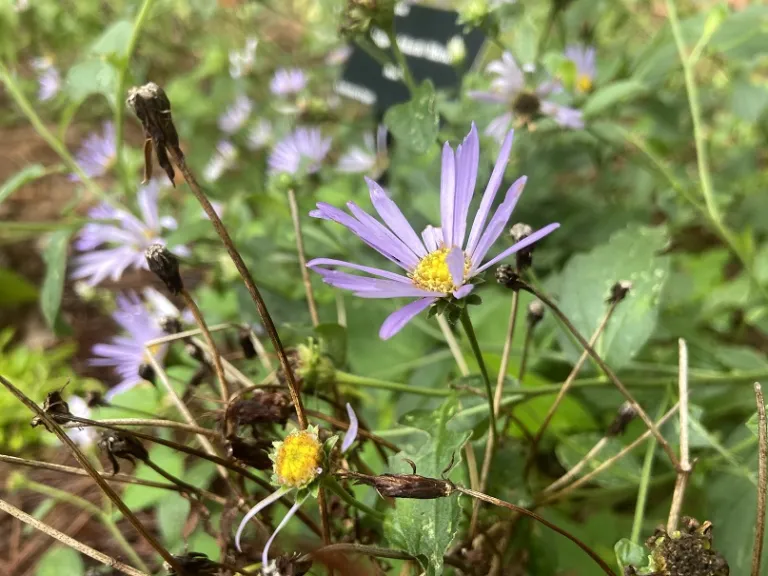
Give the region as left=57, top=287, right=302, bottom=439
left=337, top=3, right=485, bottom=112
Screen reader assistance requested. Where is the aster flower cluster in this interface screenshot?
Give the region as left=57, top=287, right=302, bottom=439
left=268, top=127, right=332, bottom=177
left=70, top=121, right=117, bottom=181
left=308, top=123, right=558, bottom=339
left=337, top=124, right=389, bottom=178
left=71, top=180, right=184, bottom=285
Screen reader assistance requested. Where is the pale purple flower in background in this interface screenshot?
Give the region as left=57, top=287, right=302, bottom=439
left=270, top=68, right=307, bottom=96
left=246, top=119, right=273, bottom=151
left=308, top=124, right=559, bottom=340
left=469, top=52, right=584, bottom=139
left=229, top=37, right=258, bottom=78
left=31, top=57, right=60, bottom=101
left=67, top=397, right=97, bottom=446
left=268, top=127, right=331, bottom=176
left=218, top=94, right=253, bottom=134
left=326, top=45, right=352, bottom=66
left=71, top=180, right=182, bottom=285
left=70, top=122, right=116, bottom=181
left=565, top=45, right=596, bottom=94
left=90, top=289, right=181, bottom=399
left=203, top=140, right=238, bottom=182
left=337, top=125, right=389, bottom=178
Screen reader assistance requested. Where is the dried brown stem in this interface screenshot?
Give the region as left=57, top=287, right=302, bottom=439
left=181, top=288, right=230, bottom=405
left=752, top=382, right=767, bottom=576
left=456, top=486, right=616, bottom=576
left=540, top=404, right=679, bottom=505
left=305, top=408, right=400, bottom=452
left=667, top=338, right=691, bottom=532
left=167, top=147, right=308, bottom=430
left=542, top=437, right=609, bottom=494
left=518, top=280, right=680, bottom=469
left=0, top=374, right=185, bottom=574
left=0, top=497, right=150, bottom=576
left=62, top=418, right=220, bottom=438
left=288, top=187, right=320, bottom=326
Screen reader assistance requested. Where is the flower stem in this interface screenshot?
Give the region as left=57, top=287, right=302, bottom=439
left=114, top=0, right=155, bottom=189
left=336, top=370, right=451, bottom=397
left=459, top=308, right=498, bottom=441
left=386, top=28, right=416, bottom=93
left=19, top=477, right=149, bottom=573
left=288, top=188, right=320, bottom=326
left=324, top=476, right=386, bottom=521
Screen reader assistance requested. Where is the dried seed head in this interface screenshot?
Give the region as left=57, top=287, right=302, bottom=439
left=239, top=328, right=257, bottom=359
left=229, top=392, right=293, bottom=429
left=606, top=402, right=637, bottom=436
left=509, top=222, right=535, bottom=271
left=644, top=520, right=729, bottom=576
left=30, top=388, right=74, bottom=431
left=138, top=362, right=156, bottom=385
left=527, top=300, right=545, bottom=328
left=159, top=315, right=182, bottom=334
left=85, top=390, right=108, bottom=408
left=273, top=428, right=323, bottom=488
left=145, top=243, right=183, bottom=295
left=226, top=436, right=272, bottom=470
left=495, top=264, right=524, bottom=291
left=127, top=82, right=182, bottom=186
left=513, top=91, right=542, bottom=119
left=608, top=280, right=632, bottom=304
left=164, top=552, right=219, bottom=575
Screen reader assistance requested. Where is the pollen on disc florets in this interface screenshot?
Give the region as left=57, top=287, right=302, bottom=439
left=410, top=247, right=471, bottom=293
left=576, top=74, right=593, bottom=94
left=273, top=428, right=323, bottom=488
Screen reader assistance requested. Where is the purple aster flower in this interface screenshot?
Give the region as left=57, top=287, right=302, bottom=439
left=229, top=37, right=258, bottom=79
left=308, top=124, right=559, bottom=340
left=90, top=289, right=180, bottom=399
left=337, top=124, right=389, bottom=178
left=270, top=68, right=307, bottom=96
left=70, top=122, right=117, bottom=181
left=31, top=57, right=60, bottom=101
left=565, top=45, right=596, bottom=94
left=218, top=94, right=253, bottom=134
left=70, top=180, right=181, bottom=286
left=246, top=119, right=273, bottom=151
left=203, top=140, right=238, bottom=182
left=469, top=52, right=584, bottom=138
left=268, top=127, right=331, bottom=176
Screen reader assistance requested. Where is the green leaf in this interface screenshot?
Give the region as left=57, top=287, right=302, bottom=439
left=0, top=268, right=38, bottom=307
left=384, top=80, right=439, bottom=154
left=0, top=164, right=46, bottom=206
left=384, top=398, right=469, bottom=576
left=89, top=20, right=133, bottom=59
left=556, top=433, right=643, bottom=488
left=65, top=59, right=117, bottom=102
left=584, top=80, right=647, bottom=116
left=157, top=492, right=191, bottom=547
left=122, top=444, right=184, bottom=510
left=36, top=546, right=83, bottom=576
left=315, top=323, right=347, bottom=367
left=41, top=230, right=71, bottom=330
left=557, top=225, right=670, bottom=370
left=614, top=538, right=648, bottom=573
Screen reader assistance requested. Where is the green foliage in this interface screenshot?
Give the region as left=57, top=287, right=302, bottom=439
left=384, top=80, right=439, bottom=154
left=41, top=230, right=70, bottom=330
left=385, top=398, right=470, bottom=576
left=35, top=546, right=83, bottom=576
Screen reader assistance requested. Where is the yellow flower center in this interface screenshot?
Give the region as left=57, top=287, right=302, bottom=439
left=576, top=74, right=593, bottom=94
left=274, top=430, right=322, bottom=488
left=410, top=248, right=470, bottom=293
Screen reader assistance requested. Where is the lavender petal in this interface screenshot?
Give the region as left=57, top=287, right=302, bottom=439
left=379, top=298, right=437, bottom=340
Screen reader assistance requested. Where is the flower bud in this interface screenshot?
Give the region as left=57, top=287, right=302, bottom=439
left=510, top=222, right=534, bottom=271
left=606, top=402, right=637, bottom=436
left=145, top=243, right=183, bottom=295
left=495, top=265, right=524, bottom=291
left=294, top=341, right=336, bottom=391
left=138, top=362, right=156, bottom=385
left=527, top=300, right=545, bottom=328
left=607, top=280, right=632, bottom=304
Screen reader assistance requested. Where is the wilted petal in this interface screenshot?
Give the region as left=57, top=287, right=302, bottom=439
left=261, top=500, right=302, bottom=567
left=342, top=403, right=358, bottom=453
left=235, top=487, right=288, bottom=552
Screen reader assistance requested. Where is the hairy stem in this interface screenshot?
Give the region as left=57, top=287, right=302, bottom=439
left=752, top=382, right=767, bottom=576
left=667, top=339, right=691, bottom=532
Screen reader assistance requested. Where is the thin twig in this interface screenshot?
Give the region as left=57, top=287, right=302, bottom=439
left=667, top=339, right=691, bottom=532
left=541, top=404, right=679, bottom=505
left=62, top=418, right=220, bottom=438
left=752, top=382, right=767, bottom=576
left=168, top=146, right=308, bottom=429
left=288, top=188, right=320, bottom=326
left=191, top=336, right=257, bottom=390
left=542, top=437, right=609, bottom=494
left=0, top=497, right=150, bottom=576
left=305, top=409, right=400, bottom=452
left=519, top=280, right=680, bottom=468
left=181, top=288, right=230, bottom=405
left=0, top=374, right=185, bottom=574
left=456, top=486, right=616, bottom=576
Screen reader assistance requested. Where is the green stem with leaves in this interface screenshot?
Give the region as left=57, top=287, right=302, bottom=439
left=459, top=307, right=498, bottom=441
left=114, top=0, right=156, bottom=186
left=386, top=28, right=416, bottom=93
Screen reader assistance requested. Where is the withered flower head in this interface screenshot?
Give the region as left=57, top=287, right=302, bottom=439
left=85, top=390, right=108, bottom=409
left=509, top=222, right=534, bottom=271
left=138, top=362, right=156, bottom=385
left=527, top=300, right=545, bottom=328
left=164, top=552, right=218, bottom=575
left=145, top=243, right=183, bottom=295
left=99, top=430, right=149, bottom=474
left=30, top=387, right=74, bottom=431
left=159, top=315, right=183, bottom=334
left=339, top=469, right=454, bottom=500
left=226, top=436, right=272, bottom=470
left=608, top=280, right=632, bottom=304
left=606, top=402, right=637, bottom=437
left=127, top=82, right=182, bottom=186
left=640, top=518, right=729, bottom=576
left=239, top=328, right=257, bottom=359
left=495, top=264, right=524, bottom=291
left=228, top=391, right=293, bottom=432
